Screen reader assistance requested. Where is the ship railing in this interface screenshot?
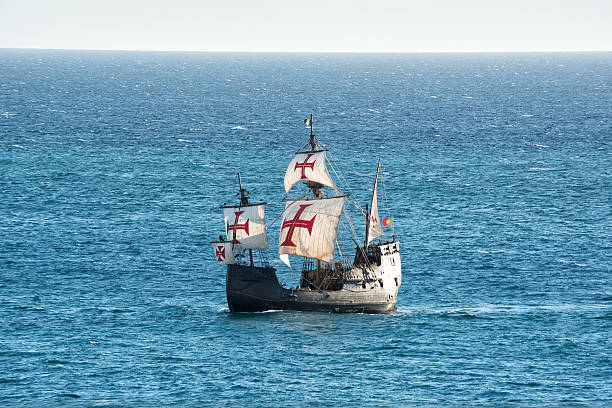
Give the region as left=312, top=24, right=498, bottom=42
left=300, top=257, right=352, bottom=274
left=353, top=244, right=382, bottom=266
left=298, top=257, right=352, bottom=290
left=301, top=258, right=316, bottom=273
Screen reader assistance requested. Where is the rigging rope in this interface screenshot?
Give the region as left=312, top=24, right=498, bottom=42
left=326, top=152, right=365, bottom=214
left=379, top=164, right=395, bottom=238
left=265, top=190, right=309, bottom=231
left=328, top=150, right=376, bottom=188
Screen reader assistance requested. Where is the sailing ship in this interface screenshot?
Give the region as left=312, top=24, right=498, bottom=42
left=211, top=115, right=401, bottom=313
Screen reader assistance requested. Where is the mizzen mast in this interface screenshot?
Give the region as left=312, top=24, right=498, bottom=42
left=364, top=158, right=381, bottom=247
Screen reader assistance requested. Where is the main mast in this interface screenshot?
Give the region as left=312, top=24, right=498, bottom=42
left=308, top=113, right=316, bottom=150
left=306, top=114, right=324, bottom=199
left=279, top=114, right=348, bottom=289
left=306, top=114, right=323, bottom=278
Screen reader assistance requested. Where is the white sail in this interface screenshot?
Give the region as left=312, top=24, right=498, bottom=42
left=222, top=203, right=268, bottom=249
left=278, top=196, right=346, bottom=263
left=284, top=151, right=337, bottom=194
left=211, top=241, right=236, bottom=264
left=367, top=180, right=384, bottom=243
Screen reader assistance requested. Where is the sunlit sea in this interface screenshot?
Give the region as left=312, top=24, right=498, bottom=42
left=0, top=49, right=610, bottom=406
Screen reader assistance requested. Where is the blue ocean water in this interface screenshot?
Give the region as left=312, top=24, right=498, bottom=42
left=0, top=49, right=610, bottom=406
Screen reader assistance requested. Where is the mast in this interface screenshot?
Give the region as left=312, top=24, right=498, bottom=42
left=307, top=114, right=322, bottom=276
left=237, top=172, right=248, bottom=205
left=308, top=113, right=316, bottom=150
left=237, top=172, right=254, bottom=266
left=364, top=158, right=381, bottom=247
left=364, top=203, right=370, bottom=249
left=279, top=114, right=347, bottom=284
left=306, top=114, right=324, bottom=199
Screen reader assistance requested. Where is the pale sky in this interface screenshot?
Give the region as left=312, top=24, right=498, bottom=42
left=1, top=0, right=610, bottom=52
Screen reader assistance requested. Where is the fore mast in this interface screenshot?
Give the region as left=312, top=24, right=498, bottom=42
left=236, top=173, right=254, bottom=266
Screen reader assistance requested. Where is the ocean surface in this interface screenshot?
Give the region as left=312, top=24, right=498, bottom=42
left=0, top=49, right=610, bottom=406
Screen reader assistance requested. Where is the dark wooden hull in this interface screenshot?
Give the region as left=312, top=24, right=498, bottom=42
left=226, top=263, right=399, bottom=314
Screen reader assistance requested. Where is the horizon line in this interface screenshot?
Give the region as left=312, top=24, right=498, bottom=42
left=1, top=47, right=611, bottom=54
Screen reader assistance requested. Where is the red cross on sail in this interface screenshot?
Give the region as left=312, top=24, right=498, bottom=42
left=210, top=241, right=236, bottom=264
left=280, top=204, right=316, bottom=247
left=294, top=154, right=316, bottom=180
left=215, top=245, right=225, bottom=261
left=226, top=210, right=249, bottom=244
left=284, top=151, right=337, bottom=194
left=222, top=204, right=269, bottom=249
left=278, top=196, right=346, bottom=263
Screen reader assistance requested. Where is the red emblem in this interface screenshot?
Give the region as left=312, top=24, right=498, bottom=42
left=215, top=245, right=225, bottom=262
left=370, top=215, right=378, bottom=225
left=294, top=153, right=316, bottom=180
left=226, top=211, right=249, bottom=244
left=280, top=204, right=316, bottom=247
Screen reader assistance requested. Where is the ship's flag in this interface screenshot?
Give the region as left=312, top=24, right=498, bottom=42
left=304, top=118, right=311, bottom=127
left=382, top=217, right=393, bottom=227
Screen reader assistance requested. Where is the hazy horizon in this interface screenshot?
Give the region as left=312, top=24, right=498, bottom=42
left=1, top=0, right=610, bottom=53
left=2, top=47, right=611, bottom=54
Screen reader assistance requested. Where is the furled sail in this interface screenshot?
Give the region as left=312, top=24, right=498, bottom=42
left=222, top=203, right=268, bottom=249
left=211, top=241, right=236, bottom=264
left=278, top=196, right=346, bottom=263
left=284, top=151, right=337, bottom=194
